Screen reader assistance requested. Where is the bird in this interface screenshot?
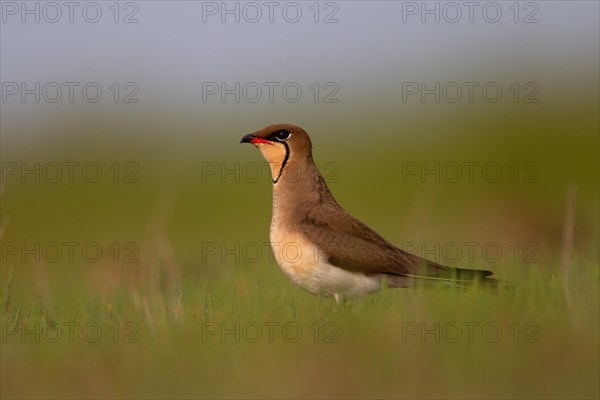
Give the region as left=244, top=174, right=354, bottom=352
left=241, top=123, right=494, bottom=303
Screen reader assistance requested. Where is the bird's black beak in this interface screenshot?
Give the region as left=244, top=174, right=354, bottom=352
left=241, top=133, right=271, bottom=145
left=240, top=134, right=255, bottom=144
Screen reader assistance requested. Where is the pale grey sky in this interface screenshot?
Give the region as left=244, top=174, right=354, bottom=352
left=1, top=1, right=598, bottom=137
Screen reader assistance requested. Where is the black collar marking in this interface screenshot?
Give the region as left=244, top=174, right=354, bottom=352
left=272, top=142, right=290, bottom=184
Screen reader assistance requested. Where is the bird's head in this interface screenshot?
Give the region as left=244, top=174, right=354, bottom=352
left=241, top=123, right=313, bottom=184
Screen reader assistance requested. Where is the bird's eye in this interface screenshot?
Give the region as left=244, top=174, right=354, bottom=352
left=275, top=130, right=291, bottom=141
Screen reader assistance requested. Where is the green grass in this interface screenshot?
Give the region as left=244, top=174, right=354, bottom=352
left=1, top=258, right=598, bottom=399
left=1, top=97, right=598, bottom=398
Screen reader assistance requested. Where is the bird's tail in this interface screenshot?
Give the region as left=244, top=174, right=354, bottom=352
left=387, top=265, right=499, bottom=290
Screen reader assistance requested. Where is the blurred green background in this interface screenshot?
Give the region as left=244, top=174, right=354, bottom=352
left=1, top=1, right=599, bottom=398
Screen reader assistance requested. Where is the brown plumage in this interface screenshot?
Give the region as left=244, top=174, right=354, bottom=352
left=241, top=123, right=494, bottom=301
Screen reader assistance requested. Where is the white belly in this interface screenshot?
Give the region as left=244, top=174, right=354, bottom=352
left=269, top=223, right=381, bottom=298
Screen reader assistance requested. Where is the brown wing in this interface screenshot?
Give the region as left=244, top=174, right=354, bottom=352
left=300, top=201, right=439, bottom=275
left=301, top=200, right=492, bottom=280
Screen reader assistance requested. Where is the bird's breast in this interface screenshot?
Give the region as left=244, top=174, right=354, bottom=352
left=269, top=215, right=381, bottom=298
left=269, top=218, right=324, bottom=293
